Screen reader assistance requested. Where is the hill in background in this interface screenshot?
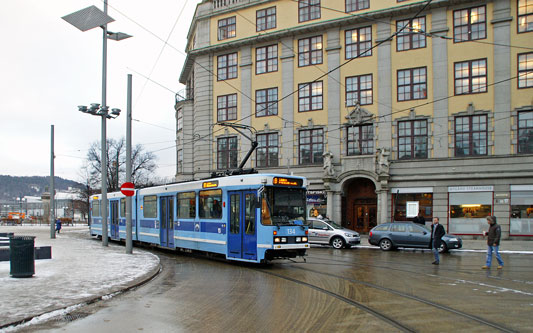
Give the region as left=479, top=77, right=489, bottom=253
left=0, top=175, right=83, bottom=201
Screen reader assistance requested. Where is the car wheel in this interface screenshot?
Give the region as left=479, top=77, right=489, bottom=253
left=439, top=243, right=448, bottom=253
left=331, top=237, right=345, bottom=249
left=379, top=238, right=393, bottom=251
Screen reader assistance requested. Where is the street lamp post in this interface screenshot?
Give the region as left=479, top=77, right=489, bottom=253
left=63, top=1, right=131, bottom=247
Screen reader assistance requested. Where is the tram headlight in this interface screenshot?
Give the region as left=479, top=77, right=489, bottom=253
left=296, top=237, right=301, bottom=242
left=274, top=237, right=281, bottom=243
left=281, top=237, right=287, bottom=243
left=302, top=236, right=308, bottom=242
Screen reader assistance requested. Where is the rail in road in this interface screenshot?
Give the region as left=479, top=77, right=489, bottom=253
left=257, top=265, right=515, bottom=333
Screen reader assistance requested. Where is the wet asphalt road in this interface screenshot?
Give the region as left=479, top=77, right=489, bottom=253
left=21, top=246, right=533, bottom=333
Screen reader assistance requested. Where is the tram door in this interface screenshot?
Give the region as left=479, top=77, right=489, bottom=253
left=227, top=191, right=257, bottom=260
left=160, top=196, right=175, bottom=248
left=110, top=200, right=119, bottom=240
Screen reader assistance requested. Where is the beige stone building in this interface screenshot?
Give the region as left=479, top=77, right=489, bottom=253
left=176, top=0, right=533, bottom=238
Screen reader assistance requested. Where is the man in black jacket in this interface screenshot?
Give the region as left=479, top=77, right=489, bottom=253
left=430, top=217, right=445, bottom=265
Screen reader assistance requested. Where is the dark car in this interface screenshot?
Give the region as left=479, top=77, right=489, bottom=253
left=368, top=222, right=462, bottom=252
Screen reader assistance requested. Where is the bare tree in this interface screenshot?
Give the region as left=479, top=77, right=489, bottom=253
left=86, top=138, right=158, bottom=192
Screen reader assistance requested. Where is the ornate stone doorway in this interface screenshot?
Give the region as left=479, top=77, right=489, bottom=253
left=344, top=177, right=377, bottom=233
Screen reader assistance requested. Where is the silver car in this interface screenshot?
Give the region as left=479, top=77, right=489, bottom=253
left=307, top=218, right=361, bottom=249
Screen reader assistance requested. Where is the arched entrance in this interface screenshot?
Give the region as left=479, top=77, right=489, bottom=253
left=343, top=177, right=377, bottom=233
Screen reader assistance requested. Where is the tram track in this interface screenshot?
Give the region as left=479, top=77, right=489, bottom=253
left=256, top=268, right=416, bottom=332
left=255, top=263, right=517, bottom=333
left=308, top=253, right=533, bottom=287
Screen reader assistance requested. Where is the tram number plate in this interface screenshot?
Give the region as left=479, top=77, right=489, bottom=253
left=288, top=229, right=296, bottom=235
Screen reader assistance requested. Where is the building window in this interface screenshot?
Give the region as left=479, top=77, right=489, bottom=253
left=177, top=109, right=183, bottom=131
left=256, top=88, right=278, bottom=117
left=453, top=6, right=486, bottom=42
left=449, top=189, right=492, bottom=234
left=298, top=36, right=323, bottom=67
left=217, top=94, right=237, bottom=122
left=299, top=129, right=323, bottom=165
left=217, top=136, right=238, bottom=170
left=217, top=53, right=238, bottom=81
left=398, top=120, right=428, bottom=160
left=455, top=115, right=487, bottom=156
left=518, top=0, right=533, bottom=33
left=518, top=111, right=533, bottom=154
left=218, top=16, right=236, bottom=40
left=298, top=81, right=323, bottom=112
left=299, top=0, right=320, bottom=22
left=346, top=0, right=369, bottom=13
left=510, top=187, right=533, bottom=236
left=345, top=26, right=372, bottom=59
left=392, top=192, right=433, bottom=222
left=454, top=59, right=487, bottom=95
left=347, top=125, right=374, bottom=155
left=346, top=74, right=373, bottom=106
left=256, top=133, right=279, bottom=167
left=397, top=67, right=427, bottom=101
left=396, top=17, right=426, bottom=51
left=177, top=149, right=183, bottom=173
left=518, top=52, right=533, bottom=88
left=257, top=6, right=276, bottom=31
left=256, top=45, right=278, bottom=74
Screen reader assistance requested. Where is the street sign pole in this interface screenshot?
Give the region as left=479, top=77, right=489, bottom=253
left=126, top=74, right=133, bottom=254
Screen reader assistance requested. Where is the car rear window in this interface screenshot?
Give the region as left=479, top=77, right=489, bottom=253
left=373, top=225, right=389, bottom=231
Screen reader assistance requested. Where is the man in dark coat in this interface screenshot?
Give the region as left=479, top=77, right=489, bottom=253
left=482, top=216, right=504, bottom=269
left=430, top=217, right=445, bottom=265
left=413, top=211, right=425, bottom=225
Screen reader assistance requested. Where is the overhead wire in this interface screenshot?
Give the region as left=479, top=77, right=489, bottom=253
left=105, top=0, right=531, bottom=162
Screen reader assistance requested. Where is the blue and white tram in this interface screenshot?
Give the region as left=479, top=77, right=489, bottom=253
left=89, top=174, right=310, bottom=263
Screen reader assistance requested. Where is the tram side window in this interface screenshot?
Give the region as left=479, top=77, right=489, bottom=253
left=143, top=195, right=157, bottom=218
left=199, top=189, right=222, bottom=219
left=245, top=193, right=256, bottom=235
left=120, top=198, right=126, bottom=218
left=177, top=192, right=196, bottom=219
left=93, top=201, right=101, bottom=217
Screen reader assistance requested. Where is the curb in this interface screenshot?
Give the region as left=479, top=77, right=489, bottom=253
left=0, top=260, right=162, bottom=331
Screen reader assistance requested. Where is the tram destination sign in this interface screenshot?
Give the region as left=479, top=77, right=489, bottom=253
left=273, top=177, right=302, bottom=187
left=203, top=181, right=219, bottom=188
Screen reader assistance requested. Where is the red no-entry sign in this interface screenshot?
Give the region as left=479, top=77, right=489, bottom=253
left=120, top=182, right=135, bottom=196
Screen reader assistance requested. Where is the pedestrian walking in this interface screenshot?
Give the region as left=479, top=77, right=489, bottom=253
left=55, top=219, right=62, bottom=234
left=430, top=217, right=445, bottom=265
left=482, top=216, right=504, bottom=269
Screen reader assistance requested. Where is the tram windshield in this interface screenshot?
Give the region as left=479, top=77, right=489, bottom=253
left=263, top=187, right=307, bottom=225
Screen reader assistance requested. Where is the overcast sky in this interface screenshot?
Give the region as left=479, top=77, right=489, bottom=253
left=1, top=0, right=201, bottom=183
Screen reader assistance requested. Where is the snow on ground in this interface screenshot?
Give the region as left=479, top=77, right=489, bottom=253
left=0, top=226, right=160, bottom=328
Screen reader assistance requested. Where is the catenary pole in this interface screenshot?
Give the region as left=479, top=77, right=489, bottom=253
left=126, top=74, right=133, bottom=254
left=50, top=125, right=56, bottom=239
left=101, top=0, right=109, bottom=247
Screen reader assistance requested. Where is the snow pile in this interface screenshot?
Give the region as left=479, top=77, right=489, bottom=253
left=0, top=226, right=159, bottom=328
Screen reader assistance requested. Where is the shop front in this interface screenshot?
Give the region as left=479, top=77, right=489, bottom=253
left=391, top=187, right=433, bottom=223
left=448, top=186, right=493, bottom=235
left=510, top=185, right=533, bottom=237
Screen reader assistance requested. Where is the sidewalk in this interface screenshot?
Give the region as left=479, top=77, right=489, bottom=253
left=0, top=226, right=160, bottom=331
